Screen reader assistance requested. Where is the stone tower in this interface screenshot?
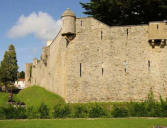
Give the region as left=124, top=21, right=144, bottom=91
left=25, top=63, right=32, bottom=88
left=61, top=8, right=76, bottom=41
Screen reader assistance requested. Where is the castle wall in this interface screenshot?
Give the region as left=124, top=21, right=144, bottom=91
left=26, top=17, right=167, bottom=103
left=65, top=18, right=167, bottom=102
left=28, top=30, right=68, bottom=100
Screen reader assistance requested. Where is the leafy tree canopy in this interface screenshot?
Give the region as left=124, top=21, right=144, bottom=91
left=80, top=0, right=167, bottom=26
left=0, top=44, right=18, bottom=89
left=17, top=71, right=25, bottom=79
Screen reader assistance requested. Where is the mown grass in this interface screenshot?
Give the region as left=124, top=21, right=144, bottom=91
left=0, top=92, right=8, bottom=107
left=14, top=86, right=65, bottom=108
left=0, top=118, right=167, bottom=128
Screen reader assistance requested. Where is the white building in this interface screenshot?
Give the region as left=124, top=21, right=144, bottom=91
left=14, top=79, right=25, bottom=89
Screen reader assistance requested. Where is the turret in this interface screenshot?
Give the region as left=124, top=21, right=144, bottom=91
left=33, top=58, right=38, bottom=67
left=25, top=63, right=32, bottom=87
left=41, top=46, right=49, bottom=65
left=61, top=8, right=76, bottom=41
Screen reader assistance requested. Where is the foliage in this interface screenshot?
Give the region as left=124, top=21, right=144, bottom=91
left=80, top=0, right=167, bottom=26
left=26, top=106, right=40, bottom=119
left=0, top=107, right=6, bottom=119
left=111, top=105, right=129, bottom=117
left=1, top=105, right=27, bottom=119
left=17, top=71, right=25, bottom=79
left=0, top=44, right=18, bottom=91
left=38, top=103, right=49, bottom=119
left=127, top=102, right=147, bottom=117
left=2, top=87, right=167, bottom=119
left=73, top=104, right=89, bottom=118
left=159, top=96, right=167, bottom=117
left=53, top=104, right=70, bottom=118
left=89, top=103, right=107, bottom=118
left=0, top=92, right=9, bottom=107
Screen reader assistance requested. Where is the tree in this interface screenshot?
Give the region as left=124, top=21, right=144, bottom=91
left=0, top=63, right=3, bottom=91
left=0, top=44, right=18, bottom=91
left=17, top=71, right=25, bottom=79
left=80, top=0, right=167, bottom=26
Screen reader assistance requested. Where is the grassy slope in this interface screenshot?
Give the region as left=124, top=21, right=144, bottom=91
left=0, top=118, right=167, bottom=128
left=15, top=86, right=65, bottom=108
left=0, top=92, right=9, bottom=107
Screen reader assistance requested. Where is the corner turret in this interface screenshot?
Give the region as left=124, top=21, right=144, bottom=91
left=61, top=8, right=76, bottom=41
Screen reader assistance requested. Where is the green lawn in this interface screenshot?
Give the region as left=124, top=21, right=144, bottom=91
left=0, top=86, right=65, bottom=108
left=14, top=86, right=65, bottom=108
left=0, top=118, right=167, bottom=128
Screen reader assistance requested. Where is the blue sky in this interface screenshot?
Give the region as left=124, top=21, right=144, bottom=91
left=0, top=0, right=90, bottom=71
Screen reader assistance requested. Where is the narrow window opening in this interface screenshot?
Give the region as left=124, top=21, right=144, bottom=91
left=123, top=61, right=127, bottom=73
left=81, top=20, right=82, bottom=26
left=102, top=68, right=104, bottom=76
left=148, top=60, right=150, bottom=71
left=80, top=63, right=82, bottom=77
left=157, top=24, right=159, bottom=30
left=101, top=31, right=103, bottom=40
left=126, top=29, right=128, bottom=36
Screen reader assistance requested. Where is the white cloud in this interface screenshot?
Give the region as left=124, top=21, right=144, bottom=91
left=8, top=11, right=61, bottom=41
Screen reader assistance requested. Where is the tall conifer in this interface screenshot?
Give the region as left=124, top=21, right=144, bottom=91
left=0, top=44, right=18, bottom=91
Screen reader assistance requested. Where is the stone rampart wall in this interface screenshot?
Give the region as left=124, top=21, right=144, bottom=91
left=26, top=17, right=167, bottom=103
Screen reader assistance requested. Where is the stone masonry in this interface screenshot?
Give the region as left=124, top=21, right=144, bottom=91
left=25, top=9, right=167, bottom=103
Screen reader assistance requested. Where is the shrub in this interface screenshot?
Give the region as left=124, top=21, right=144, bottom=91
left=53, top=104, right=70, bottom=118
left=26, top=106, right=39, bottom=119
left=160, top=97, right=167, bottom=117
left=15, top=107, right=27, bottom=119
left=0, top=107, right=6, bottom=119
left=3, top=105, right=16, bottom=119
left=2, top=89, right=167, bottom=119
left=73, top=104, right=89, bottom=118
left=128, top=102, right=147, bottom=117
left=111, top=105, right=129, bottom=117
left=38, top=103, right=50, bottom=119
left=89, top=103, right=107, bottom=118
left=2, top=105, right=27, bottom=119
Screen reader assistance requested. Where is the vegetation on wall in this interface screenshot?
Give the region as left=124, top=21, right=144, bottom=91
left=80, top=0, right=167, bottom=26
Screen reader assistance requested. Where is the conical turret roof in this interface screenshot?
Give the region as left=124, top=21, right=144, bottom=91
left=62, top=8, right=76, bottom=17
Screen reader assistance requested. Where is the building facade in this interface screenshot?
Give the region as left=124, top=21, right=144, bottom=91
left=25, top=9, right=167, bottom=103
left=14, top=79, right=25, bottom=89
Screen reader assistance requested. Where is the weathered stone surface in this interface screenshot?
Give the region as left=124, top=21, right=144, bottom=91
left=25, top=9, right=167, bottom=103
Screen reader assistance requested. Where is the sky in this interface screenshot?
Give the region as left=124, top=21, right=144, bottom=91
left=0, top=0, right=90, bottom=71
